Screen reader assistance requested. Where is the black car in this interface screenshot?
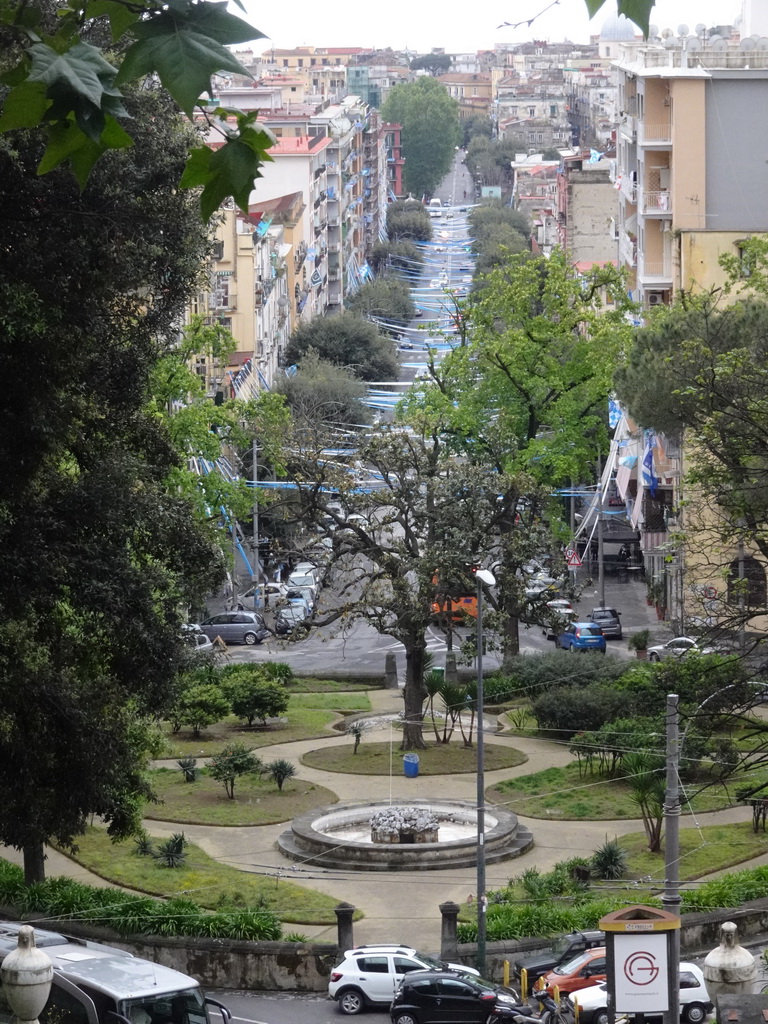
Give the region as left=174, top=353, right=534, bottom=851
left=514, top=930, right=604, bottom=983
left=390, top=970, right=522, bottom=1024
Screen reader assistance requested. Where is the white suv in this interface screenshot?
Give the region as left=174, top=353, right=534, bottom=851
left=328, top=944, right=479, bottom=1015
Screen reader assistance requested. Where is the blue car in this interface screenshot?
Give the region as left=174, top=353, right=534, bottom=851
left=558, top=621, right=606, bottom=653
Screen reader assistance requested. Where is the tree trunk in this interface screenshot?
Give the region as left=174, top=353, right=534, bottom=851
left=400, top=643, right=428, bottom=750
left=500, top=610, right=521, bottom=671
left=23, top=841, right=46, bottom=884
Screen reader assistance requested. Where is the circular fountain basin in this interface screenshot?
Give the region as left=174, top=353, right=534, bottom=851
left=277, top=798, right=533, bottom=871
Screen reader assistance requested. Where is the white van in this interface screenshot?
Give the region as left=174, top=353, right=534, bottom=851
left=0, top=923, right=230, bottom=1024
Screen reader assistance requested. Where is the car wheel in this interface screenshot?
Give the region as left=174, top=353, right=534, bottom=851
left=393, top=1013, right=418, bottom=1024
left=683, top=1004, right=706, bottom=1023
left=594, top=1009, right=609, bottom=1024
left=243, top=631, right=258, bottom=645
left=649, top=652, right=660, bottom=662
left=338, top=989, right=366, bottom=1015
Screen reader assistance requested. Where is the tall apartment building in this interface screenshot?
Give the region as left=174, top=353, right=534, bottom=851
left=382, top=122, right=404, bottom=199
left=613, top=33, right=768, bottom=307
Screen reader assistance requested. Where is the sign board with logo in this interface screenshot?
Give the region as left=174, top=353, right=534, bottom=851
left=600, top=905, right=680, bottom=1024
left=613, top=932, right=668, bottom=1013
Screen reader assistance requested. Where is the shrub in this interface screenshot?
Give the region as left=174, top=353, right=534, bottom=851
left=592, top=838, right=629, bottom=880
left=504, top=652, right=626, bottom=698
left=223, top=675, right=289, bottom=727
left=532, top=684, right=627, bottom=736
left=263, top=758, right=297, bottom=791
left=178, top=684, right=230, bottom=737
left=262, top=661, right=295, bottom=685
left=207, top=743, right=262, bottom=799
left=134, top=834, right=154, bottom=857
left=0, top=859, right=282, bottom=940
left=154, top=832, right=187, bottom=869
left=177, top=757, right=198, bottom=782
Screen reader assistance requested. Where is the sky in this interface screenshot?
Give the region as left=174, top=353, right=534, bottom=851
left=241, top=0, right=741, bottom=58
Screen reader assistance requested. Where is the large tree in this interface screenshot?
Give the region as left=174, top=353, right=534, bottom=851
left=345, top=275, right=416, bottom=326
left=273, top=351, right=371, bottom=428
left=0, top=86, right=225, bottom=882
left=286, top=311, right=398, bottom=381
left=615, top=271, right=768, bottom=585
left=275, top=416, right=537, bottom=749
left=381, top=77, right=461, bottom=198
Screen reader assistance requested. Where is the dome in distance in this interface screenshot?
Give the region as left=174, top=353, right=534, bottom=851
left=600, top=12, right=638, bottom=40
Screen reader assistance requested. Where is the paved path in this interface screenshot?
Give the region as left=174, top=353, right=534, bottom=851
left=6, top=682, right=753, bottom=952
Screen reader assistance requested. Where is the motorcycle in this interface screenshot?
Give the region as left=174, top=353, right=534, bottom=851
left=488, top=993, right=575, bottom=1024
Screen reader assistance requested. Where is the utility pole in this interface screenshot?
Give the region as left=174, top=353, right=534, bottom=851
left=663, top=693, right=681, bottom=1024
left=252, top=438, right=260, bottom=604
left=473, top=567, right=496, bottom=978
left=598, top=511, right=605, bottom=608
left=231, top=517, right=239, bottom=610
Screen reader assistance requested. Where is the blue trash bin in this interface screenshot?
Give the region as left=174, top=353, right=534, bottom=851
left=403, top=753, right=420, bottom=778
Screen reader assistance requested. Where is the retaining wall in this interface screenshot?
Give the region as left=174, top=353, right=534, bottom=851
left=3, top=898, right=768, bottom=992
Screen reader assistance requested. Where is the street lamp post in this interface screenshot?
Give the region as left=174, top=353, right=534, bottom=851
left=664, top=682, right=747, bottom=1024
left=474, top=566, right=496, bottom=977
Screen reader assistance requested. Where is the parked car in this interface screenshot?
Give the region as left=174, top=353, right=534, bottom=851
left=558, top=622, right=606, bottom=654
left=571, top=963, right=711, bottom=1024
left=329, top=945, right=478, bottom=1015
left=540, top=947, right=607, bottom=995
left=198, top=611, right=270, bottom=646
left=589, top=607, right=623, bottom=639
left=180, top=624, right=214, bottom=654
left=543, top=599, right=577, bottom=640
left=240, top=582, right=288, bottom=609
left=390, top=970, right=521, bottom=1024
left=274, top=603, right=310, bottom=636
left=647, top=636, right=731, bottom=662
left=514, top=930, right=604, bottom=983
left=293, top=561, right=318, bottom=577
left=287, top=571, right=319, bottom=597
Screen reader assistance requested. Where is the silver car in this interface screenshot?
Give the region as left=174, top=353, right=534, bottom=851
left=589, top=607, right=622, bottom=639
left=199, top=611, right=270, bottom=646
left=647, top=636, right=728, bottom=662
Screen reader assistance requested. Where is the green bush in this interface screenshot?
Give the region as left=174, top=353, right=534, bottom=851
left=0, top=860, right=281, bottom=940
left=592, top=838, right=629, bottom=880
left=503, top=652, right=627, bottom=698
left=532, top=684, right=627, bottom=736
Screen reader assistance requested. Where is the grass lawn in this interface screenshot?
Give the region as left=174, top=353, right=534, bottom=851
left=287, top=692, right=372, bottom=712
left=301, top=740, right=528, bottom=775
left=160, top=708, right=339, bottom=758
left=289, top=677, right=383, bottom=692
left=487, top=762, right=742, bottom=820
left=621, top=820, right=768, bottom=880
left=62, top=827, right=353, bottom=925
left=144, top=768, right=338, bottom=826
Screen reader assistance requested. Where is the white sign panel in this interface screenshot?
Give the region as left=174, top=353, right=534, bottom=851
left=613, top=933, right=669, bottom=1013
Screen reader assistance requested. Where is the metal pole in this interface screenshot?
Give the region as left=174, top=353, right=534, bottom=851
left=476, top=573, right=486, bottom=977
left=231, top=517, right=239, bottom=609
left=252, top=438, right=260, bottom=603
left=739, top=537, right=746, bottom=654
left=663, top=693, right=681, bottom=1024
left=598, top=511, right=605, bottom=608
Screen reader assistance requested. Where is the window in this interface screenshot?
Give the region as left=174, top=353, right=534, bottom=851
left=680, top=973, right=700, bottom=989
left=738, top=243, right=754, bottom=278
left=357, top=957, right=389, bottom=973
left=282, top=59, right=288, bottom=67
left=728, top=555, right=767, bottom=607
left=529, top=106, right=536, bottom=116
left=298, top=59, right=303, bottom=67
left=434, top=979, right=474, bottom=997
left=550, top=104, right=557, bottom=116
left=394, top=958, right=422, bottom=975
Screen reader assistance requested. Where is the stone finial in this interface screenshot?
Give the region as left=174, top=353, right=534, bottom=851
left=703, top=921, right=756, bottom=1004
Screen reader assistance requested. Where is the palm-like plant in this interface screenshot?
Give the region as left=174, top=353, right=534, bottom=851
left=624, top=752, right=666, bottom=851
left=423, top=670, right=445, bottom=742
left=264, top=758, right=297, bottom=791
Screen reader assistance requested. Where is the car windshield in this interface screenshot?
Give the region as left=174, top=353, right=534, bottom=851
left=290, top=575, right=314, bottom=587
left=280, top=607, right=303, bottom=622
left=551, top=935, right=573, bottom=955
left=554, top=952, right=590, bottom=975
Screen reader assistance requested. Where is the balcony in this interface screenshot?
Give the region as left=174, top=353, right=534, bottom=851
left=619, top=175, right=637, bottom=204
left=638, top=253, right=673, bottom=282
left=619, top=114, right=636, bottom=141
left=638, top=122, right=671, bottom=146
left=641, top=190, right=671, bottom=216
left=619, top=230, right=637, bottom=268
